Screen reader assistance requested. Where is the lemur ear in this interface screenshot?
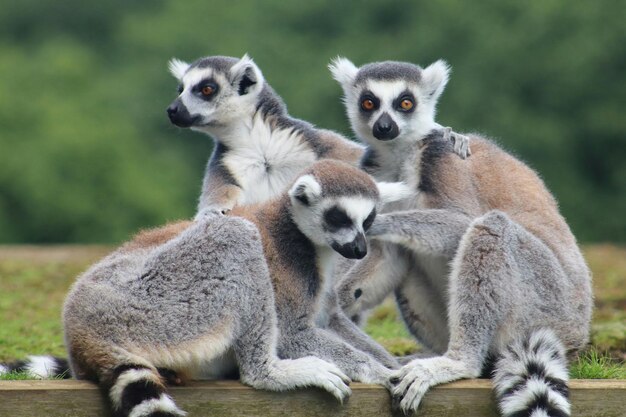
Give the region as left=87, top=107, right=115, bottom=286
left=168, top=58, right=190, bottom=80
left=230, top=54, right=264, bottom=96
left=329, top=56, right=358, bottom=88
left=289, top=175, right=322, bottom=206
left=421, top=60, right=450, bottom=101
left=376, top=182, right=413, bottom=204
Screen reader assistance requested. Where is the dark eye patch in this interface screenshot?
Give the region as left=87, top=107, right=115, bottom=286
left=358, top=91, right=380, bottom=114
left=177, top=84, right=183, bottom=94
left=362, top=208, right=376, bottom=231
left=192, top=79, right=219, bottom=101
left=393, top=90, right=416, bottom=113
left=324, top=206, right=353, bottom=231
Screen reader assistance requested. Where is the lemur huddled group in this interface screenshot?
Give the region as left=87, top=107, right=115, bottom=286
left=3, top=55, right=591, bottom=417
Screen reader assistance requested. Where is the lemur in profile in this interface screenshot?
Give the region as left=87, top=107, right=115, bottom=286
left=330, top=58, right=592, bottom=417
left=62, top=160, right=409, bottom=417
left=166, top=54, right=470, bottom=219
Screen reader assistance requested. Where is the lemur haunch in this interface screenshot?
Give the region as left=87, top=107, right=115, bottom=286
left=61, top=160, right=408, bottom=417
left=331, top=58, right=592, bottom=417
left=167, top=54, right=471, bottom=219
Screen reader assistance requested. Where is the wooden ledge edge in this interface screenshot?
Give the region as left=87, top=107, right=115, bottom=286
left=1, top=378, right=625, bottom=391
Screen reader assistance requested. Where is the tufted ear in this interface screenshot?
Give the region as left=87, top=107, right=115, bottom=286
left=168, top=58, right=190, bottom=80
left=229, top=53, right=264, bottom=96
left=421, top=60, right=450, bottom=101
left=376, top=181, right=412, bottom=204
left=289, top=175, right=322, bottom=206
left=329, top=56, right=359, bottom=88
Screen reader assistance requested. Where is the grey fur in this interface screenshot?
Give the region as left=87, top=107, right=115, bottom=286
left=64, top=213, right=352, bottom=417
left=332, top=58, right=591, bottom=415
left=355, top=61, right=422, bottom=85
left=62, top=160, right=409, bottom=416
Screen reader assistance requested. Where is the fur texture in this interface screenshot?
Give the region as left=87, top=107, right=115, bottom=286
left=332, top=58, right=591, bottom=415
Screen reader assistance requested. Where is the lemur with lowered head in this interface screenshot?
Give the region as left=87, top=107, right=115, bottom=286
left=330, top=58, right=592, bottom=417
left=166, top=54, right=470, bottom=219
left=61, top=160, right=409, bottom=417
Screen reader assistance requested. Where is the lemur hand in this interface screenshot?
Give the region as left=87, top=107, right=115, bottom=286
left=443, top=126, right=471, bottom=159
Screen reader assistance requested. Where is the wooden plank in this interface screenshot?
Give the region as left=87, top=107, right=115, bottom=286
left=0, top=379, right=624, bottom=417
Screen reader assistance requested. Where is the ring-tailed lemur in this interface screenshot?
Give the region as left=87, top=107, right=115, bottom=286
left=0, top=54, right=470, bottom=379
left=167, top=54, right=471, bottom=219
left=167, top=54, right=364, bottom=218
left=61, top=160, right=408, bottom=417
left=330, top=58, right=592, bottom=416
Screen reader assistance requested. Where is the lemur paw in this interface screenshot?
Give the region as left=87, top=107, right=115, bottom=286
left=294, top=357, right=352, bottom=402
left=442, top=126, right=471, bottom=159
left=389, top=361, right=433, bottom=413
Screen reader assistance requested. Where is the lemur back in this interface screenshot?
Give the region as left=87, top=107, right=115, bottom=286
left=331, top=58, right=591, bottom=416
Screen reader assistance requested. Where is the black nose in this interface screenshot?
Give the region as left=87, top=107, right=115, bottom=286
left=373, top=112, right=399, bottom=140
left=353, top=233, right=367, bottom=259
left=166, top=104, right=178, bottom=116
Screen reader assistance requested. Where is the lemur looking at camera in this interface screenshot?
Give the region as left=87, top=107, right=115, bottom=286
left=331, top=57, right=592, bottom=417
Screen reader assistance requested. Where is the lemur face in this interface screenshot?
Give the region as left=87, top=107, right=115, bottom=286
left=166, top=55, right=264, bottom=132
left=287, top=164, right=411, bottom=259
left=329, top=57, right=450, bottom=145
left=289, top=175, right=377, bottom=260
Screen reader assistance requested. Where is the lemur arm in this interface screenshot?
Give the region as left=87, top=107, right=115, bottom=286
left=325, top=291, right=400, bottom=369
left=196, top=152, right=243, bottom=220
left=336, top=241, right=408, bottom=321
left=367, top=209, right=472, bottom=258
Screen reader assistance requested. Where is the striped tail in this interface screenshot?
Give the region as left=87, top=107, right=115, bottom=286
left=108, top=364, right=185, bottom=417
left=493, top=329, right=570, bottom=417
left=0, top=355, right=70, bottom=379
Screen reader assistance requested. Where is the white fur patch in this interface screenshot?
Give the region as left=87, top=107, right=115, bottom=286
left=109, top=368, right=158, bottom=408
left=421, top=60, right=450, bottom=100
left=0, top=364, right=8, bottom=375
left=329, top=56, right=358, bottom=87
left=244, top=357, right=351, bottom=402
left=128, top=394, right=185, bottom=417
left=168, top=58, right=190, bottom=80
left=222, top=113, right=317, bottom=205
left=376, top=181, right=413, bottom=204
left=25, top=355, right=57, bottom=379
left=289, top=175, right=322, bottom=205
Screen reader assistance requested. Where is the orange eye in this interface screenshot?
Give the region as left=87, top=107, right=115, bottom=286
left=361, top=99, right=375, bottom=111
left=400, top=99, right=414, bottom=111
left=201, top=85, right=215, bottom=96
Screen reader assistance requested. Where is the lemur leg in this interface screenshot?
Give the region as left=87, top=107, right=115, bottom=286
left=393, top=268, right=450, bottom=355
left=279, top=324, right=394, bottom=386
left=390, top=210, right=564, bottom=414
left=326, top=292, right=400, bottom=369
left=367, top=209, right=472, bottom=258
left=336, top=241, right=409, bottom=318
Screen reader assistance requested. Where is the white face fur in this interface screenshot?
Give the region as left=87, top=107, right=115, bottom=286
left=166, top=55, right=264, bottom=134
left=329, top=57, right=450, bottom=146
left=288, top=175, right=411, bottom=259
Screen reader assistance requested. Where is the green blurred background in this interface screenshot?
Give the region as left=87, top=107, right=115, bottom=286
left=0, top=0, right=624, bottom=244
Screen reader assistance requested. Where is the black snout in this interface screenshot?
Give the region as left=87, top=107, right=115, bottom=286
left=332, top=233, right=367, bottom=260
left=373, top=112, right=399, bottom=140
left=166, top=99, right=197, bottom=128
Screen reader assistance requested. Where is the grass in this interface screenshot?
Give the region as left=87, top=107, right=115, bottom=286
left=0, top=244, right=624, bottom=379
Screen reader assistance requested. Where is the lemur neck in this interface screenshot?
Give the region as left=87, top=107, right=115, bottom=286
left=259, top=197, right=322, bottom=297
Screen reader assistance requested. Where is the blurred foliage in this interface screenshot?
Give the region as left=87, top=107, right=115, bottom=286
left=0, top=0, right=624, bottom=243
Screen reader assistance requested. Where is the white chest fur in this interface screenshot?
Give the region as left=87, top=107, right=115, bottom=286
left=223, top=115, right=317, bottom=205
